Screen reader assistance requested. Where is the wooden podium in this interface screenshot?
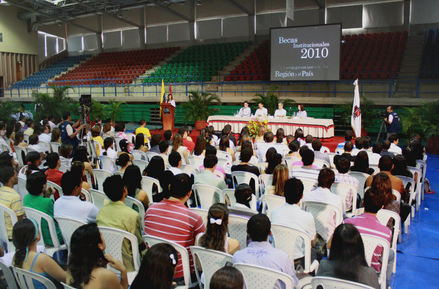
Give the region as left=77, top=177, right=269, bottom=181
left=161, top=103, right=175, bottom=131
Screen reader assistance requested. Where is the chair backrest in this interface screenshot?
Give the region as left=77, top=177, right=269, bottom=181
left=23, top=134, right=29, bottom=143
left=376, top=209, right=400, bottom=252
left=99, top=226, right=141, bottom=271
left=234, top=263, right=296, bottom=289
left=257, top=162, right=268, bottom=173
left=187, top=155, right=204, bottom=167
left=46, top=180, right=63, bottom=199
left=125, top=196, right=145, bottom=227
left=13, top=146, right=27, bottom=166
left=59, top=165, right=70, bottom=173
left=392, top=189, right=401, bottom=202
left=297, top=177, right=318, bottom=195
left=260, top=194, right=285, bottom=218
left=190, top=246, right=233, bottom=289
left=222, top=189, right=236, bottom=206
left=217, top=150, right=232, bottom=161
left=99, top=156, right=116, bottom=173
left=271, top=224, right=312, bottom=273
left=23, top=207, right=62, bottom=248
left=283, top=156, right=301, bottom=173
left=314, top=159, right=330, bottom=169
left=39, top=140, right=51, bottom=153
left=61, top=282, right=76, bottom=289
left=114, top=137, right=123, bottom=152
left=360, top=233, right=390, bottom=287
left=395, top=175, right=416, bottom=206
left=311, top=276, right=375, bottom=289
left=190, top=208, right=209, bottom=228
left=13, top=266, right=57, bottom=289
left=228, top=214, right=249, bottom=249
left=0, top=203, right=18, bottom=252
left=80, top=188, right=92, bottom=202
left=125, top=133, right=135, bottom=143
left=192, top=184, right=222, bottom=209
left=89, top=189, right=110, bottom=210
left=348, top=172, right=369, bottom=199
left=231, top=171, right=259, bottom=199
left=145, top=151, right=159, bottom=162
left=180, top=165, right=198, bottom=177
left=326, top=153, right=337, bottom=167
left=0, top=260, right=18, bottom=289
left=133, top=159, right=149, bottom=173
left=143, top=235, right=192, bottom=287
left=217, top=157, right=231, bottom=171
left=331, top=182, right=358, bottom=213
left=258, top=174, right=273, bottom=194
left=50, top=142, right=61, bottom=154
left=55, top=216, right=87, bottom=250
left=321, top=146, right=331, bottom=153
left=92, top=169, right=113, bottom=191
left=17, top=176, right=28, bottom=203
left=87, top=140, right=98, bottom=164
left=141, top=176, right=161, bottom=203
left=302, top=201, right=343, bottom=242
left=132, top=150, right=147, bottom=160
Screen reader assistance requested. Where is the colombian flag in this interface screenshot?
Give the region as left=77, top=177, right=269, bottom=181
left=160, top=78, right=165, bottom=117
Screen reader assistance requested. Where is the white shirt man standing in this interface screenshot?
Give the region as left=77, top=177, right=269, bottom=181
left=254, top=102, right=268, bottom=118
left=238, top=101, right=251, bottom=117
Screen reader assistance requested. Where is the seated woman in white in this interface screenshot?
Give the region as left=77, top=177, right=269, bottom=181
left=274, top=102, right=287, bottom=118
left=297, top=104, right=307, bottom=118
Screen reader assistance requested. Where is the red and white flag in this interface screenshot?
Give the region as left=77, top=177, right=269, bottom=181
left=351, top=79, right=361, bottom=137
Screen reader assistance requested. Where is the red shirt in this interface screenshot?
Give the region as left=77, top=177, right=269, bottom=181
left=144, top=199, right=205, bottom=278
left=183, top=138, right=195, bottom=152
left=45, top=169, right=64, bottom=199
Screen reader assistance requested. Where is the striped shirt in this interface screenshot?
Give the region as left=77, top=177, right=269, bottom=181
left=144, top=199, right=205, bottom=278
left=0, top=186, right=24, bottom=239
left=344, top=213, right=392, bottom=273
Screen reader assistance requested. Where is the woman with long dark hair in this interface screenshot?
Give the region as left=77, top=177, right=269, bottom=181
left=67, top=223, right=128, bottom=289
left=294, top=128, right=305, bottom=146
left=18, top=151, right=42, bottom=179
left=350, top=151, right=374, bottom=175
left=193, top=135, right=207, bottom=157
left=115, top=153, right=131, bottom=175
left=266, top=164, right=289, bottom=196
left=134, top=133, right=148, bottom=152
left=72, top=146, right=94, bottom=178
left=263, top=153, right=282, bottom=175
left=124, top=165, right=150, bottom=210
left=13, top=218, right=66, bottom=289
left=130, top=243, right=178, bottom=289
left=71, top=161, right=91, bottom=192
left=171, top=133, right=188, bottom=165
left=317, top=223, right=379, bottom=289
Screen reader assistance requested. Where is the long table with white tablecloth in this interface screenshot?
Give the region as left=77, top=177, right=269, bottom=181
left=207, top=116, right=335, bottom=140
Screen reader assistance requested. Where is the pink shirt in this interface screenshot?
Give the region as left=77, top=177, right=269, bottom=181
left=291, top=161, right=319, bottom=169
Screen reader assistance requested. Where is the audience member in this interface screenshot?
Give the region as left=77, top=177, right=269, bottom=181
left=67, top=223, right=128, bottom=289
left=38, top=125, right=51, bottom=144
left=158, top=140, right=170, bottom=165
left=195, top=155, right=227, bottom=194
left=305, top=134, right=314, bottom=150
left=290, top=148, right=319, bottom=179
left=115, top=123, right=134, bottom=152
left=210, top=266, right=244, bottom=289
left=51, top=127, right=62, bottom=144
left=149, top=134, right=162, bottom=154
left=254, top=126, right=266, bottom=143
left=0, top=167, right=24, bottom=239
left=59, top=142, right=73, bottom=167
left=44, top=153, right=64, bottom=198
left=388, top=133, right=402, bottom=155
left=61, top=111, right=85, bottom=156
left=0, top=151, right=18, bottom=170
left=334, top=141, right=355, bottom=162
left=265, top=164, right=289, bottom=196
left=102, top=122, right=114, bottom=139
left=312, top=139, right=330, bottom=164
left=28, top=134, right=45, bottom=159
left=115, top=153, right=131, bottom=175
left=18, top=151, right=42, bottom=179
left=23, top=119, right=34, bottom=136
left=90, top=125, right=104, bottom=155
left=145, top=174, right=205, bottom=281
left=232, top=214, right=299, bottom=288
left=193, top=135, right=207, bottom=157
left=228, top=184, right=258, bottom=218
left=142, top=156, right=165, bottom=202
left=263, top=153, right=282, bottom=174
left=336, top=130, right=354, bottom=149
left=370, top=142, right=382, bottom=164
left=14, top=131, right=28, bottom=149
left=164, top=129, right=173, bottom=146
left=72, top=146, right=94, bottom=178
left=294, top=128, right=306, bottom=146
left=168, top=151, right=184, bottom=175
left=96, top=175, right=146, bottom=271
left=380, top=140, right=395, bottom=158
left=134, top=119, right=151, bottom=139
left=171, top=133, right=189, bottom=164
left=123, top=165, right=150, bottom=211
left=334, top=157, right=359, bottom=211
left=285, top=140, right=300, bottom=157
left=350, top=151, right=374, bottom=175
left=70, top=161, right=91, bottom=192
left=178, top=126, right=195, bottom=152
left=133, top=133, right=148, bottom=152
left=55, top=171, right=98, bottom=223
left=366, top=155, right=404, bottom=195
left=318, top=223, right=379, bottom=289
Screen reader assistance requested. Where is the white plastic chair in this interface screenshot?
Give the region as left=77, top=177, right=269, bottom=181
left=271, top=224, right=318, bottom=274
left=23, top=134, right=30, bottom=143
left=375, top=209, right=400, bottom=273
left=222, top=188, right=236, bottom=206
left=348, top=171, right=369, bottom=199
left=59, top=165, right=70, bottom=173
left=416, top=159, right=426, bottom=200
left=114, top=137, right=123, bottom=152
left=190, top=208, right=209, bottom=229
left=234, top=263, right=296, bottom=289
left=408, top=166, right=422, bottom=211
left=296, top=177, right=318, bottom=195
left=327, top=152, right=337, bottom=167
left=23, top=207, right=67, bottom=262
left=143, top=235, right=194, bottom=287
left=61, top=282, right=75, bottom=289
left=283, top=156, right=301, bottom=174
left=80, top=188, right=92, bottom=202
left=125, top=196, right=145, bottom=229
left=228, top=214, right=249, bottom=249
left=13, top=266, right=57, bottom=289
left=301, top=201, right=343, bottom=242
left=360, top=233, right=390, bottom=289
left=392, top=189, right=401, bottom=202
left=46, top=180, right=63, bottom=200
left=0, top=203, right=18, bottom=252
left=17, top=176, right=28, bottom=203
left=0, top=260, right=18, bottom=289
left=311, top=276, right=375, bottom=289
left=133, top=159, right=149, bottom=173
left=335, top=148, right=344, bottom=155
left=260, top=194, right=285, bottom=218
left=141, top=176, right=161, bottom=203
left=314, top=159, right=330, bottom=169
left=217, top=157, right=231, bottom=172
left=217, top=150, right=233, bottom=161
left=145, top=151, right=159, bottom=162
left=92, top=169, right=113, bottom=192
left=395, top=175, right=416, bottom=217
left=14, top=146, right=27, bottom=166
left=190, top=246, right=233, bottom=289
left=89, top=189, right=110, bottom=209
left=187, top=155, right=204, bottom=168
left=231, top=171, right=260, bottom=199
left=99, top=156, right=116, bottom=173
left=320, top=146, right=331, bottom=153
left=257, top=162, right=269, bottom=173
left=39, top=140, right=51, bottom=153
left=99, top=226, right=141, bottom=272
left=132, top=150, right=147, bottom=160
left=192, top=184, right=222, bottom=209
left=126, top=133, right=135, bottom=143
left=87, top=140, right=99, bottom=165
left=180, top=165, right=199, bottom=177
left=258, top=174, right=273, bottom=195
left=331, top=182, right=358, bottom=216
left=50, top=142, right=61, bottom=154
left=55, top=216, right=87, bottom=252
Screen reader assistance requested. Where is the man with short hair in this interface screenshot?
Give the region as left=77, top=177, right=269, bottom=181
left=370, top=142, right=383, bottom=164
left=384, top=106, right=400, bottom=140
left=257, top=131, right=284, bottom=160
left=158, top=140, right=170, bottom=165
left=312, top=139, right=330, bottom=164
left=254, top=102, right=268, bottom=118
left=334, top=157, right=359, bottom=211
left=336, top=130, right=355, bottom=149
left=178, top=126, right=195, bottom=152
left=23, top=119, right=34, bottom=136
left=168, top=151, right=183, bottom=175
left=232, top=214, right=299, bottom=289
left=334, top=141, right=355, bottom=163
left=344, top=187, right=393, bottom=288
left=194, top=155, right=226, bottom=191
left=134, top=119, right=151, bottom=140
left=290, top=148, right=319, bottom=179
left=44, top=153, right=64, bottom=198
left=305, top=135, right=314, bottom=150
left=238, top=101, right=251, bottom=117
left=149, top=134, right=162, bottom=154
left=228, top=184, right=258, bottom=217
left=145, top=174, right=205, bottom=281
left=38, top=125, right=51, bottom=143
left=61, top=111, right=86, bottom=155
left=163, top=130, right=173, bottom=146
left=54, top=171, right=99, bottom=223
left=96, top=175, right=146, bottom=272
left=28, top=134, right=45, bottom=159
left=0, top=167, right=24, bottom=239
left=302, top=168, right=343, bottom=241
left=366, top=155, right=404, bottom=195
left=380, top=140, right=395, bottom=158
left=232, top=148, right=259, bottom=177
left=48, top=115, right=56, bottom=131
left=388, top=133, right=402, bottom=155
left=271, top=178, right=316, bottom=264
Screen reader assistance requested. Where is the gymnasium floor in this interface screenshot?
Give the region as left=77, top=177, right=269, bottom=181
left=391, top=153, right=439, bottom=288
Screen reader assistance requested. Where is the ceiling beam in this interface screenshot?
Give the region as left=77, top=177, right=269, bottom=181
left=224, top=0, right=253, bottom=15
left=69, top=0, right=141, bottom=28
left=150, top=0, right=193, bottom=22
left=313, top=0, right=325, bottom=9
left=7, top=0, right=98, bottom=33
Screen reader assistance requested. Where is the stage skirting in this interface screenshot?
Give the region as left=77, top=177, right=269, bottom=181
left=207, top=116, right=335, bottom=140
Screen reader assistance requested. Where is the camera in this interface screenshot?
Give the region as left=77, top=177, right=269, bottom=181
left=375, top=110, right=388, bottom=118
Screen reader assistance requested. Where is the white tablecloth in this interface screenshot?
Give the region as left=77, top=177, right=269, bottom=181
left=207, top=116, right=334, bottom=139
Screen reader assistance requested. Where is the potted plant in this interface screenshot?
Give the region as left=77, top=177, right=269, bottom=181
left=334, top=95, right=376, bottom=136
left=106, top=99, right=127, bottom=123
left=182, top=91, right=222, bottom=130
left=90, top=99, right=108, bottom=125
left=32, top=85, right=77, bottom=121
left=252, top=85, right=295, bottom=115
left=0, top=101, right=20, bottom=123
